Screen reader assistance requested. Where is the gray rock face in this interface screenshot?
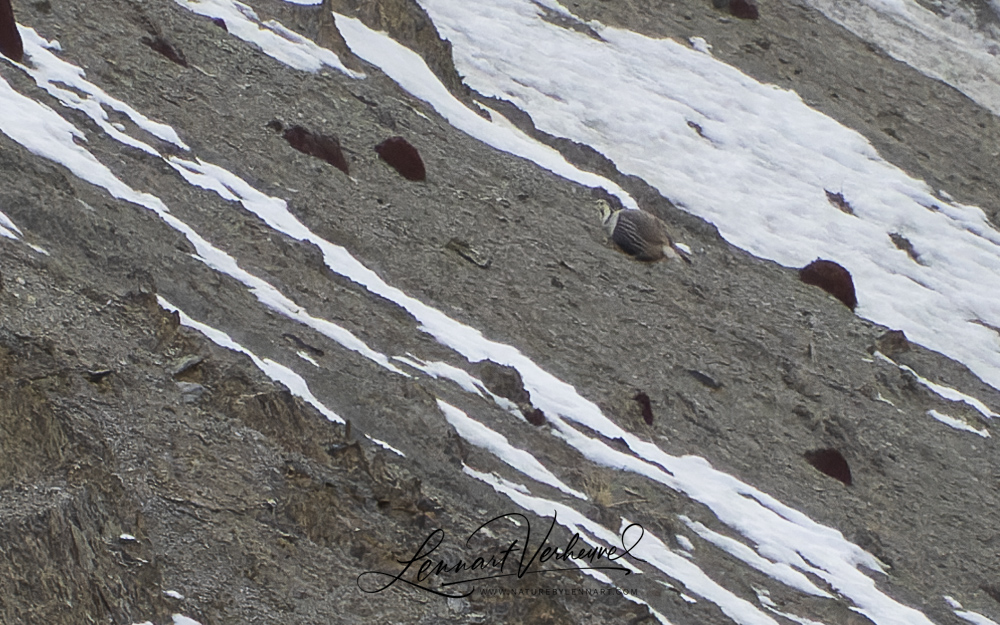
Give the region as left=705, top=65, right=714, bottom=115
left=1, top=0, right=999, bottom=624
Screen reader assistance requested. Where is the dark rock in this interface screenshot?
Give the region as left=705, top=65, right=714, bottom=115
left=141, top=36, right=189, bottom=68
left=282, top=125, right=349, bottom=175
left=282, top=333, right=325, bottom=357
left=687, top=369, right=723, bottom=389
left=825, top=190, right=854, bottom=215
left=729, top=0, right=759, bottom=20
left=0, top=0, right=23, bottom=63
left=982, top=583, right=1000, bottom=605
left=633, top=391, right=654, bottom=425
left=211, top=17, right=227, bottom=31
left=415, top=497, right=441, bottom=513
left=875, top=329, right=910, bottom=357
left=889, top=232, right=921, bottom=263
left=799, top=259, right=858, bottom=311
left=445, top=237, right=490, bottom=268
left=474, top=360, right=531, bottom=405
left=524, top=407, right=546, bottom=426
left=804, top=448, right=852, bottom=485
left=375, top=136, right=426, bottom=181
left=170, top=354, right=204, bottom=378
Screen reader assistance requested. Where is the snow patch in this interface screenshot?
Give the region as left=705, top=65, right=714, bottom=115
left=802, top=0, right=1000, bottom=116
left=417, top=0, right=1000, bottom=398
left=439, top=401, right=586, bottom=499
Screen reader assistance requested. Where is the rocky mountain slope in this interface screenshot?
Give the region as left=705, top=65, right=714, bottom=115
left=2, top=0, right=999, bottom=623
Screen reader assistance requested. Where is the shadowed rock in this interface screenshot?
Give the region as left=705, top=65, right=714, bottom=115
left=472, top=360, right=549, bottom=425
left=141, top=35, right=189, bottom=68
left=633, top=391, right=654, bottom=425
left=445, top=237, right=490, bottom=268
left=688, top=369, right=723, bottom=390
left=375, top=136, right=426, bottom=181
left=825, top=190, right=853, bottom=215
left=211, top=17, right=227, bottom=31
left=282, top=333, right=324, bottom=357
left=982, top=583, right=1000, bottom=606
left=729, top=0, right=759, bottom=19
left=889, top=232, right=921, bottom=263
left=474, top=360, right=530, bottom=405
left=282, top=125, right=350, bottom=175
left=799, top=259, right=857, bottom=311
left=687, top=120, right=706, bottom=138
left=875, top=329, right=910, bottom=357
left=0, top=0, right=24, bottom=64
left=804, top=448, right=852, bottom=486
left=524, top=408, right=546, bottom=426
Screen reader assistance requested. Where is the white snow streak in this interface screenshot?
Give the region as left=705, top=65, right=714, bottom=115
left=164, top=157, right=406, bottom=375
left=365, top=435, right=406, bottom=457
left=0, top=209, right=24, bottom=243
left=927, top=410, right=990, bottom=437
left=875, top=352, right=999, bottom=420
left=956, top=611, right=1000, bottom=625
left=945, top=596, right=1000, bottom=625
left=158, top=297, right=344, bottom=424
left=438, top=401, right=587, bottom=500
left=296, top=351, right=320, bottom=366
left=680, top=515, right=832, bottom=598
left=394, top=355, right=486, bottom=397
left=394, top=354, right=524, bottom=415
